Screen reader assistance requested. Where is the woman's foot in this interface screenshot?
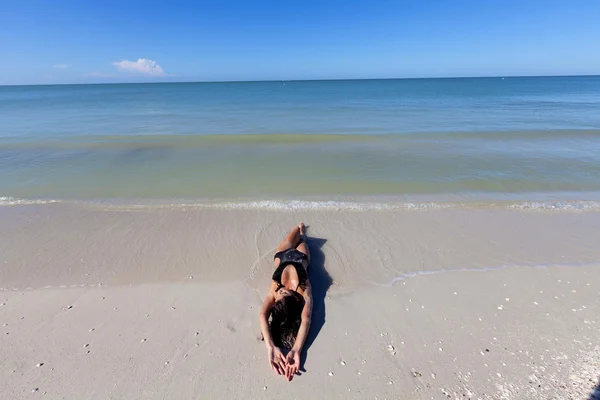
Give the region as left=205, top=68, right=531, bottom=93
left=298, top=222, right=306, bottom=240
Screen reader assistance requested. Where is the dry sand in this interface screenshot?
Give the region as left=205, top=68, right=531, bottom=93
left=1, top=202, right=599, bottom=399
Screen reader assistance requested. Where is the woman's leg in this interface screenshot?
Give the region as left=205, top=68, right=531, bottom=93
left=275, top=225, right=302, bottom=252
left=274, top=224, right=302, bottom=267
left=295, top=222, right=310, bottom=264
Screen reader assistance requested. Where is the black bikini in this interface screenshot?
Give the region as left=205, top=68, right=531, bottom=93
left=272, top=248, right=309, bottom=291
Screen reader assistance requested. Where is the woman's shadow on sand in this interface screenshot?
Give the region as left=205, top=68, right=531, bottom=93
left=300, top=236, right=332, bottom=372
left=590, top=379, right=600, bottom=400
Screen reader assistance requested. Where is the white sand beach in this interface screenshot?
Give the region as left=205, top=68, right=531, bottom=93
left=1, top=203, right=599, bottom=399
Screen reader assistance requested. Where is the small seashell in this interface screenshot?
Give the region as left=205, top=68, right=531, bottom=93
left=36, top=363, right=44, bottom=367
left=328, top=372, right=334, bottom=376
left=340, top=360, right=346, bottom=366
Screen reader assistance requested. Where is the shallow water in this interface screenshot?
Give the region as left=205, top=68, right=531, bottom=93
left=1, top=77, right=600, bottom=201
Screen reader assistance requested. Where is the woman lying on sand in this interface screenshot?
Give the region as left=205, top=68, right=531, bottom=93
left=259, top=222, right=313, bottom=381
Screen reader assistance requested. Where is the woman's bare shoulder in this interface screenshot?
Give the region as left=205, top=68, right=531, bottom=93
left=267, top=280, right=278, bottom=296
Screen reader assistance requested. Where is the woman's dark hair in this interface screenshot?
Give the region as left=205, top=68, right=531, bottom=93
left=270, top=292, right=305, bottom=349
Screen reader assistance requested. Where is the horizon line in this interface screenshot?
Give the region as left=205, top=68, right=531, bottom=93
left=1, top=73, right=599, bottom=88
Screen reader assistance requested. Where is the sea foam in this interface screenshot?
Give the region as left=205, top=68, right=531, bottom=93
left=2, top=197, right=600, bottom=212
left=0, top=197, right=59, bottom=206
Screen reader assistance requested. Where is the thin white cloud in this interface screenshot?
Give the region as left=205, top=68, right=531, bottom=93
left=112, top=58, right=166, bottom=76
left=53, top=64, right=70, bottom=69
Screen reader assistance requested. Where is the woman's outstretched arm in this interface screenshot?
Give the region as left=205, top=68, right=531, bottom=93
left=285, top=282, right=313, bottom=380
left=259, top=283, right=287, bottom=376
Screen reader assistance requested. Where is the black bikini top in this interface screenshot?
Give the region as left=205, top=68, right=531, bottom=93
left=272, top=248, right=309, bottom=291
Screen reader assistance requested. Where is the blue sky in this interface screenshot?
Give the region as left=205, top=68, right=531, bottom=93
left=1, top=0, right=599, bottom=85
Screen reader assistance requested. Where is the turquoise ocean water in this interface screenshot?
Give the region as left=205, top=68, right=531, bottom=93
left=1, top=77, right=600, bottom=207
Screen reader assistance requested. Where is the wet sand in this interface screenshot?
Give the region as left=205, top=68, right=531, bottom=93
left=1, top=203, right=599, bottom=399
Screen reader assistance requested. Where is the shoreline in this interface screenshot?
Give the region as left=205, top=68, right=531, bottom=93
left=3, top=194, right=600, bottom=210
left=2, top=203, right=600, bottom=291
